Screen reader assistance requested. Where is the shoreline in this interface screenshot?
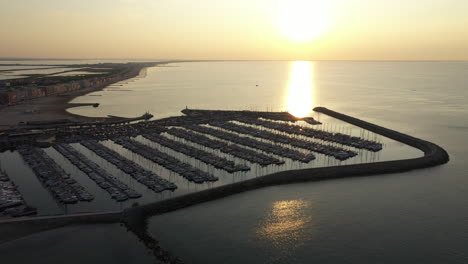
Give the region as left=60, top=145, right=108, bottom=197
left=0, top=61, right=175, bottom=131
left=0, top=86, right=104, bottom=129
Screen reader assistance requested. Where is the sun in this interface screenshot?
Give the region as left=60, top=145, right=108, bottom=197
left=276, top=0, right=331, bottom=42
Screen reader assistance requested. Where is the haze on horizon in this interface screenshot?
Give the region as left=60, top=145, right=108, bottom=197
left=1, top=0, right=467, bottom=61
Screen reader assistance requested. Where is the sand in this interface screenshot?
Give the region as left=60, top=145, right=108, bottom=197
left=0, top=86, right=109, bottom=131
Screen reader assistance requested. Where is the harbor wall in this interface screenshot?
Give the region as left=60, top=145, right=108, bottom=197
left=124, top=107, right=449, bottom=218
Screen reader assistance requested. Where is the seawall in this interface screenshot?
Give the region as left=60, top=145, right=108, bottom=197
left=123, top=107, right=449, bottom=218
left=314, top=107, right=449, bottom=162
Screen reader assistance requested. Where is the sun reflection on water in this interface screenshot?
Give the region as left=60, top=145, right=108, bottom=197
left=286, top=61, right=315, bottom=118
left=257, top=200, right=312, bottom=249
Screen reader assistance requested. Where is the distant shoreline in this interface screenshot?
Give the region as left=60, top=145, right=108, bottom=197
left=0, top=62, right=175, bottom=130
left=2, top=58, right=468, bottom=63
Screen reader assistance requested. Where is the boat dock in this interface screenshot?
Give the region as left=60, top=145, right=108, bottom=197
left=142, top=133, right=250, bottom=173
left=240, top=117, right=382, bottom=151
left=187, top=124, right=316, bottom=162
left=0, top=107, right=390, bottom=219
left=210, top=120, right=357, bottom=160
left=53, top=144, right=141, bottom=202
left=18, top=147, right=94, bottom=204
left=1, top=167, right=36, bottom=217
left=114, top=138, right=218, bottom=184
left=166, top=127, right=283, bottom=166
left=80, top=141, right=177, bottom=193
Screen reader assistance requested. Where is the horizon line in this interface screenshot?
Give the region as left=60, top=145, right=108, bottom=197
left=0, top=57, right=467, bottom=63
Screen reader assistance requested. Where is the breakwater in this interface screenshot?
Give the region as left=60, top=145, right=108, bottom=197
left=314, top=107, right=449, bottom=160
left=124, top=107, right=449, bottom=218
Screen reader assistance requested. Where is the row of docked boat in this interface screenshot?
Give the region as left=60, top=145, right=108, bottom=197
left=56, top=125, right=146, bottom=144
left=114, top=137, right=218, bottom=183
left=166, top=127, right=284, bottom=166
left=53, top=144, right=141, bottom=202
left=142, top=133, right=250, bottom=173
left=211, top=121, right=358, bottom=161
left=240, top=118, right=383, bottom=152
left=185, top=125, right=316, bottom=163
left=18, top=147, right=94, bottom=204
left=1, top=167, right=37, bottom=217
left=181, top=108, right=298, bottom=122
left=0, top=180, right=37, bottom=217
left=80, top=141, right=177, bottom=193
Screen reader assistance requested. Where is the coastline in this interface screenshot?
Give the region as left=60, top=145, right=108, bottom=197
left=0, top=62, right=172, bottom=131
left=0, top=86, right=108, bottom=130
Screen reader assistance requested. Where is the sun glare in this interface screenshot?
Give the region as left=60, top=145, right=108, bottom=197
left=276, top=0, right=331, bottom=42
left=286, top=61, right=315, bottom=118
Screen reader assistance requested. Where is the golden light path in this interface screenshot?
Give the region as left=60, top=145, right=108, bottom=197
left=256, top=200, right=313, bottom=250
left=285, top=61, right=315, bottom=118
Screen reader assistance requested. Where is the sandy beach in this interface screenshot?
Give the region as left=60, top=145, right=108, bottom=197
left=0, top=85, right=113, bottom=130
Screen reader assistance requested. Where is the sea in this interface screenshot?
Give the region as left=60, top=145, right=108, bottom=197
left=1, top=60, right=467, bottom=264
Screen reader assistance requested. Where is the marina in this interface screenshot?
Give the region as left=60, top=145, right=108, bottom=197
left=165, top=127, right=284, bottom=166
left=186, top=124, right=317, bottom=162
left=80, top=141, right=177, bottom=193
left=0, top=107, right=421, bottom=218
left=0, top=2, right=464, bottom=261
left=0, top=167, right=35, bottom=217
left=210, top=120, right=358, bottom=160
left=53, top=144, right=141, bottom=202
left=18, top=147, right=94, bottom=204
left=142, top=133, right=250, bottom=173
left=239, top=117, right=383, bottom=151
left=114, top=137, right=218, bottom=183
left=0, top=105, right=450, bottom=264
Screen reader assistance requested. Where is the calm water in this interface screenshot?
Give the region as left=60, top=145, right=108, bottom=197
left=1, top=61, right=468, bottom=263
left=0, top=224, right=153, bottom=263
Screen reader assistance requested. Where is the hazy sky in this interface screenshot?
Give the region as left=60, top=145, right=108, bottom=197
left=1, top=0, right=467, bottom=60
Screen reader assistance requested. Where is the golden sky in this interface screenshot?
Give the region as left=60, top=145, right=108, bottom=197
left=1, top=0, right=467, bottom=60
